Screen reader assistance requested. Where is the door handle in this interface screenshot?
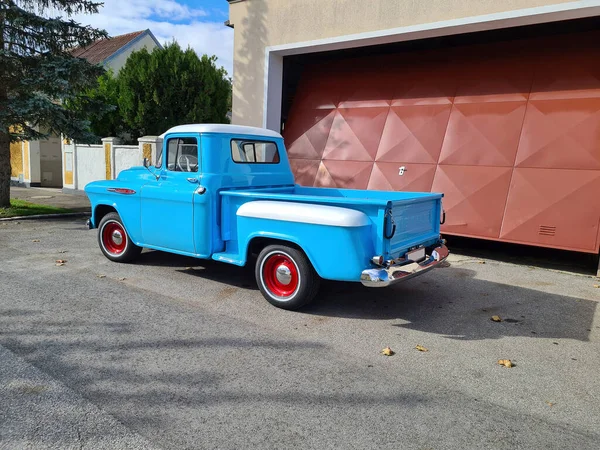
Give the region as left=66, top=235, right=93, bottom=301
left=187, top=177, right=198, bottom=184
left=196, top=186, right=206, bottom=195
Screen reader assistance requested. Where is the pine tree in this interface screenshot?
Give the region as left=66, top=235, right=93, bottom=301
left=0, top=0, right=108, bottom=207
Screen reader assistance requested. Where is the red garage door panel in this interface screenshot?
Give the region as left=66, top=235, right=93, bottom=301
left=432, top=165, right=512, bottom=239
left=368, top=162, right=436, bottom=192
left=439, top=101, right=527, bottom=167
left=283, top=32, right=600, bottom=253
left=323, top=108, right=389, bottom=161
left=315, top=160, right=373, bottom=190
left=500, top=169, right=600, bottom=252
left=516, top=98, right=600, bottom=170
left=376, top=105, right=452, bottom=164
left=285, top=109, right=336, bottom=160
left=289, top=159, right=320, bottom=186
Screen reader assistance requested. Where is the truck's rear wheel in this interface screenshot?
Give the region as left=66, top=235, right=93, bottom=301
left=255, top=245, right=320, bottom=310
left=98, top=212, right=142, bottom=263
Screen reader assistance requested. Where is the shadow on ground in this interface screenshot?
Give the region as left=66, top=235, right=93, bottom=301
left=445, top=235, right=599, bottom=276
left=130, top=250, right=596, bottom=342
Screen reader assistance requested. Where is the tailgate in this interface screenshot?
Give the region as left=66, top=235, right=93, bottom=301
left=385, top=195, right=442, bottom=258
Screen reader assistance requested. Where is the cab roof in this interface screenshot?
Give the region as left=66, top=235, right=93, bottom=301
left=159, top=124, right=283, bottom=139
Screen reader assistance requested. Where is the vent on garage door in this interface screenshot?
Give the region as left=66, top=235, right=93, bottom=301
left=538, top=225, right=556, bottom=237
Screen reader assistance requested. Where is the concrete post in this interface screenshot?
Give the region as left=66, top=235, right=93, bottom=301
left=101, top=137, right=120, bottom=180
left=138, top=136, right=162, bottom=166
left=61, top=135, right=75, bottom=190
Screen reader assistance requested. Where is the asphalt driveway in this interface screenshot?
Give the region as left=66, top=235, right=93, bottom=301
left=1, top=217, right=599, bottom=449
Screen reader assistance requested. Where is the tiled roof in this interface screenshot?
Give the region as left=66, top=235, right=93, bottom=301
left=70, top=30, right=146, bottom=65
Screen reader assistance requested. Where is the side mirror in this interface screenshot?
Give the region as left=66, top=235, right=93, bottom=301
left=142, top=157, right=160, bottom=180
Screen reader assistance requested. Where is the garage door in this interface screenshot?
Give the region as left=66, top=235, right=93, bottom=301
left=283, top=31, right=600, bottom=253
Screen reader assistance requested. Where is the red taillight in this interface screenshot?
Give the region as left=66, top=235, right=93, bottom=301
left=372, top=255, right=384, bottom=266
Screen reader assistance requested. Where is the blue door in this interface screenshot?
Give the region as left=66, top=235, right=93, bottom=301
left=141, top=136, right=201, bottom=253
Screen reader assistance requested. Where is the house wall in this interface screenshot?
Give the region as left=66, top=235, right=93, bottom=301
left=105, top=34, right=159, bottom=72
left=10, top=141, right=22, bottom=179
left=228, top=0, right=589, bottom=127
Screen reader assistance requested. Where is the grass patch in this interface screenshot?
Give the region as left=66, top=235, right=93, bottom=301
left=0, top=199, right=73, bottom=218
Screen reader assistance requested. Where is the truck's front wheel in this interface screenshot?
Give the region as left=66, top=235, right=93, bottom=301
left=255, top=245, right=320, bottom=310
left=97, top=212, right=142, bottom=263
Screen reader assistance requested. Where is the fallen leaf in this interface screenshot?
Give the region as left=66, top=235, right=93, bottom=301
left=57, top=250, right=67, bottom=254
left=545, top=401, right=554, bottom=407
left=97, top=275, right=106, bottom=279
left=593, top=285, right=600, bottom=289
left=118, top=277, right=126, bottom=281
left=415, top=344, right=428, bottom=352
left=55, top=259, right=67, bottom=264
left=498, top=359, right=513, bottom=368
left=478, top=260, right=486, bottom=264
left=381, top=347, right=395, bottom=356
left=491, top=315, right=502, bottom=322
left=32, top=239, right=40, bottom=242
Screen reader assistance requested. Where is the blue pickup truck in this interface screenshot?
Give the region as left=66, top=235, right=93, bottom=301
left=84, top=124, right=449, bottom=310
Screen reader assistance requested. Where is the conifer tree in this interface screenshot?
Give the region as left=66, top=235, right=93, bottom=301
left=0, top=0, right=108, bottom=206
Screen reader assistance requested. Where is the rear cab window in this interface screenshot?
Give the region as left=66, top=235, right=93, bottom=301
left=231, top=139, right=280, bottom=164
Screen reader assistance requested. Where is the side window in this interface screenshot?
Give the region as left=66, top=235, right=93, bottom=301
left=231, top=139, right=280, bottom=164
left=155, top=148, right=163, bottom=169
left=166, top=137, right=199, bottom=172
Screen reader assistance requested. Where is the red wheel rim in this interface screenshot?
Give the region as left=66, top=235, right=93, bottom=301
left=101, top=221, right=127, bottom=255
left=262, top=253, right=299, bottom=298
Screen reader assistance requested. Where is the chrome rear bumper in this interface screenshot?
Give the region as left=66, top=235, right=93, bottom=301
left=360, top=244, right=449, bottom=287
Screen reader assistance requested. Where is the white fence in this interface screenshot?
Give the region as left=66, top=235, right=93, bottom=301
left=114, top=145, right=142, bottom=178
left=62, top=136, right=160, bottom=191
left=75, top=144, right=105, bottom=189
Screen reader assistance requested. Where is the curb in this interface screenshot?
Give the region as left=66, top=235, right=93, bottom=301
left=0, top=212, right=90, bottom=222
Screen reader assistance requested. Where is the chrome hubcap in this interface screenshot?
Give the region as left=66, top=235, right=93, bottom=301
left=275, top=265, right=292, bottom=285
left=111, top=230, right=123, bottom=246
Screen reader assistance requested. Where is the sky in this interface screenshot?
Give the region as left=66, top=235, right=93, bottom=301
left=70, top=0, right=234, bottom=77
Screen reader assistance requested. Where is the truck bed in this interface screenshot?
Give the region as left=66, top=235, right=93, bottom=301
left=220, top=185, right=443, bottom=261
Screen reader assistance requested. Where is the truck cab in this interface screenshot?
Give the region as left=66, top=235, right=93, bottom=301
left=85, top=124, right=449, bottom=310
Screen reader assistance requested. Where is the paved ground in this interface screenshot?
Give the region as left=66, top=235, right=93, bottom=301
left=10, top=187, right=91, bottom=212
left=1, top=217, right=599, bottom=449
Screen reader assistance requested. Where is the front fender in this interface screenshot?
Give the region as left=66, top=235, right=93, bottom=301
left=85, top=181, right=142, bottom=244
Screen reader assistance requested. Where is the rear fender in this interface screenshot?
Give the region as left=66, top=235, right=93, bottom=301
left=237, top=221, right=374, bottom=282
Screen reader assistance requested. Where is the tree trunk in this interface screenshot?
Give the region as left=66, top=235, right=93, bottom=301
left=0, top=130, right=10, bottom=207
left=0, top=11, right=9, bottom=208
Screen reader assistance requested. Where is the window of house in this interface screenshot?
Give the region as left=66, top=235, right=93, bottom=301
left=166, top=137, right=199, bottom=172
left=231, top=139, right=280, bottom=164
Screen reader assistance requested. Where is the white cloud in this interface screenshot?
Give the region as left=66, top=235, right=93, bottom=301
left=68, top=0, right=234, bottom=77
left=91, top=0, right=207, bottom=21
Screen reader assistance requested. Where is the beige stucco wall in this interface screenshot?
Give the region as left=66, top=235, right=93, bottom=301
left=228, top=0, right=583, bottom=127
left=105, top=34, right=159, bottom=73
